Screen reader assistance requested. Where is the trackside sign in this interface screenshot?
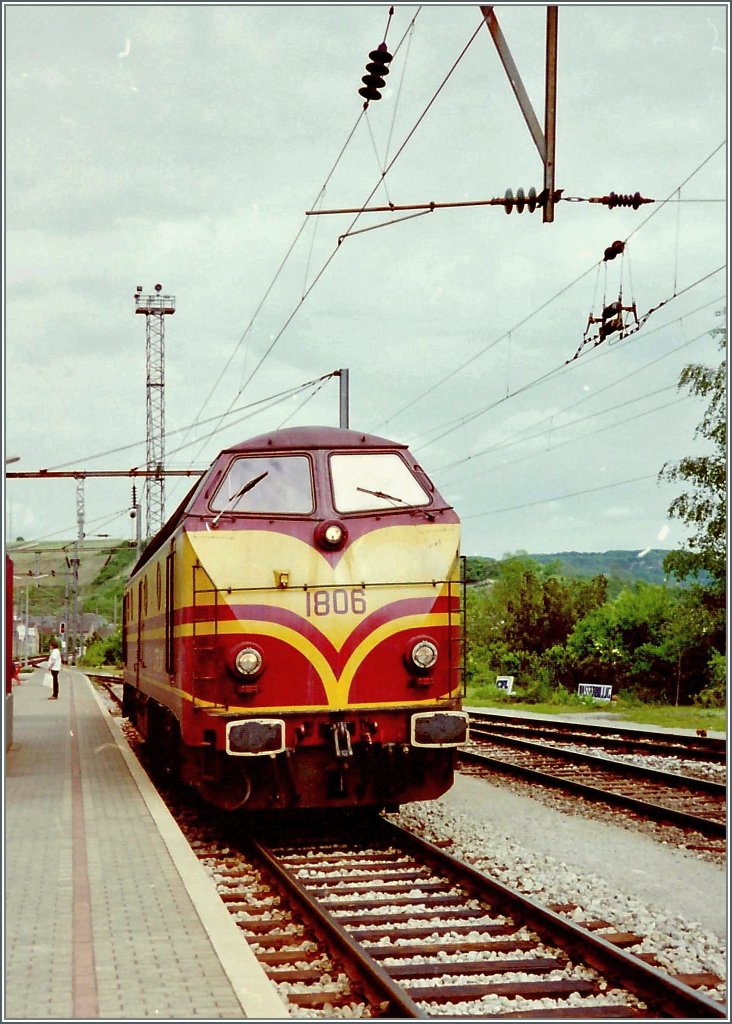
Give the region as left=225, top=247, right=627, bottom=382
left=578, top=683, right=613, bottom=701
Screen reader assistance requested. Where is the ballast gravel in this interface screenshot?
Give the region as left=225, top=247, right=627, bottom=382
left=389, top=772, right=727, bottom=1002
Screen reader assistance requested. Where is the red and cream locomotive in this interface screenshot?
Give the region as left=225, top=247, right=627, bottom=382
left=122, top=425, right=467, bottom=810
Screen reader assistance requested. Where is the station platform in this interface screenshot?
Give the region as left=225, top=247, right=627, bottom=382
left=4, top=667, right=288, bottom=1020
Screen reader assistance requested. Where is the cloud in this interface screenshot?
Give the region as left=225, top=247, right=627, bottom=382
left=118, top=38, right=131, bottom=59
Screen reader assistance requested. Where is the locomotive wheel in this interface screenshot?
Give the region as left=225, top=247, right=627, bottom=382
left=121, top=683, right=137, bottom=722
left=146, top=700, right=182, bottom=783
left=198, top=772, right=252, bottom=811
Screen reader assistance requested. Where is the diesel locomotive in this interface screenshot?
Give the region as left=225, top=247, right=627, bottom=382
left=122, top=425, right=468, bottom=810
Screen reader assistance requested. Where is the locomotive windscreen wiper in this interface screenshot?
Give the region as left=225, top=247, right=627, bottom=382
left=356, top=485, right=411, bottom=507
left=211, top=471, right=269, bottom=526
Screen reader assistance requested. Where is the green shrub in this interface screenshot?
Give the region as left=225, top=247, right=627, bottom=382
left=694, top=650, right=726, bottom=708
left=80, top=630, right=123, bottom=669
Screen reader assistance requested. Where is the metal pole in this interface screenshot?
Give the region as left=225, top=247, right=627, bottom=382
left=23, top=587, right=29, bottom=667
left=64, top=584, right=69, bottom=662
left=136, top=501, right=143, bottom=557
left=338, top=368, right=350, bottom=429
left=480, top=6, right=546, bottom=160
left=543, top=6, right=558, bottom=224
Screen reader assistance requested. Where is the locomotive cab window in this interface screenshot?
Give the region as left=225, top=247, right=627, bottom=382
left=330, top=453, right=430, bottom=513
left=211, top=455, right=314, bottom=515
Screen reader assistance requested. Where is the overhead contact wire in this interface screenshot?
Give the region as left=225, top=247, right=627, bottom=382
left=377, top=141, right=726, bottom=431
left=182, top=7, right=425, bottom=460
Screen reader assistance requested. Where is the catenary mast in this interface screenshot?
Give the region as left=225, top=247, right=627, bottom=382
left=134, top=284, right=175, bottom=538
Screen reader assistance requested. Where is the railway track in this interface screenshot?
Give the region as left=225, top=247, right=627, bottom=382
left=97, top=683, right=726, bottom=1016
left=462, top=719, right=726, bottom=847
left=184, top=812, right=726, bottom=1018
left=467, top=711, right=727, bottom=763
left=86, top=672, right=123, bottom=710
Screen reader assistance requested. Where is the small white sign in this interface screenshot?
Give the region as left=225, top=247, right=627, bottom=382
left=495, top=675, right=514, bottom=693
left=578, top=683, right=612, bottom=701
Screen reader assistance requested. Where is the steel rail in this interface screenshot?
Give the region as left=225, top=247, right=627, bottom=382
left=467, top=727, right=727, bottom=793
left=380, top=819, right=726, bottom=1019
left=468, top=710, right=726, bottom=758
left=250, top=838, right=423, bottom=1018
left=460, top=745, right=726, bottom=837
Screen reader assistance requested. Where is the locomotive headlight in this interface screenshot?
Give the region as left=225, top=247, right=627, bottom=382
left=410, top=639, right=438, bottom=672
left=315, top=520, right=348, bottom=550
left=235, top=647, right=263, bottom=677
left=324, top=524, right=343, bottom=545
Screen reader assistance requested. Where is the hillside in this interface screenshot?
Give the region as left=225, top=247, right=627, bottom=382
left=466, top=549, right=674, bottom=586
left=7, top=539, right=138, bottom=623
left=530, top=549, right=672, bottom=585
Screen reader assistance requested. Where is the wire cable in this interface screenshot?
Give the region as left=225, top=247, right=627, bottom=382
left=45, top=373, right=337, bottom=471
left=184, top=14, right=485, bottom=467
left=434, top=321, right=717, bottom=475
left=462, top=473, right=659, bottom=520
left=376, top=141, right=726, bottom=431
left=411, top=266, right=725, bottom=452
left=446, top=393, right=689, bottom=491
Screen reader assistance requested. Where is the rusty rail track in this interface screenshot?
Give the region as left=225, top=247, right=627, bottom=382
left=86, top=672, right=123, bottom=711
left=460, top=731, right=726, bottom=840
left=468, top=711, right=726, bottom=762
left=244, top=817, right=725, bottom=1018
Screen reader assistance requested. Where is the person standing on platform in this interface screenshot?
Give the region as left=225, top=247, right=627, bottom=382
left=47, top=641, right=62, bottom=700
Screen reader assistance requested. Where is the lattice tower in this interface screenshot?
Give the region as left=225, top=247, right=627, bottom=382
left=134, top=285, right=176, bottom=537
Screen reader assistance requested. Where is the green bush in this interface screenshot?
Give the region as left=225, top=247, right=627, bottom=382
left=694, top=650, right=726, bottom=708
left=80, top=630, right=123, bottom=669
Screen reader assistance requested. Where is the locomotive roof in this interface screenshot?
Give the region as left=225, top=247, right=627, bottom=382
left=222, top=425, right=406, bottom=453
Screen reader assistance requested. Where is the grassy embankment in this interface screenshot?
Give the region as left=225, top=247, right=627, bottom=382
left=467, top=689, right=727, bottom=733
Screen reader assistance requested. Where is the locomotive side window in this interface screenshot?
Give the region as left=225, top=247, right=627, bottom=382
left=210, top=455, right=314, bottom=515
left=330, top=453, right=430, bottom=513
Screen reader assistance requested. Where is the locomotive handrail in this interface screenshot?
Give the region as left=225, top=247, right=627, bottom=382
left=190, top=577, right=460, bottom=595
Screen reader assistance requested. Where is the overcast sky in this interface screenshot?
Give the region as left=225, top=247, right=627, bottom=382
left=4, top=3, right=728, bottom=560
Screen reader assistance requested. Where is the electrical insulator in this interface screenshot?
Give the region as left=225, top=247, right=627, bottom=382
left=503, top=186, right=561, bottom=214
left=358, top=42, right=393, bottom=102
left=603, top=240, right=625, bottom=261
left=602, top=191, right=646, bottom=209
left=599, top=301, right=623, bottom=339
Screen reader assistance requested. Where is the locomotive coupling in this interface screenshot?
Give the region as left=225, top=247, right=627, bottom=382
left=332, top=721, right=354, bottom=759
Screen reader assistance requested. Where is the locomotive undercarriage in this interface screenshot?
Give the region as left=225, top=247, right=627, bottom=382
left=190, top=731, right=459, bottom=812
left=124, top=684, right=462, bottom=811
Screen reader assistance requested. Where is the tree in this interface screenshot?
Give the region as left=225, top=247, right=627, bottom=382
left=660, top=317, right=726, bottom=592
left=564, top=582, right=683, bottom=700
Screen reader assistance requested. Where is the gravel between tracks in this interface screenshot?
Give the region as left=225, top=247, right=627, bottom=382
left=390, top=773, right=727, bottom=1001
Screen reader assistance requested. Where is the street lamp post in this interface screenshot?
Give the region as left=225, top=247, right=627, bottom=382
left=23, top=587, right=29, bottom=667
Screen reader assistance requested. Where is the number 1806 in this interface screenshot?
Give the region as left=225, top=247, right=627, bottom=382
left=305, top=588, right=367, bottom=617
